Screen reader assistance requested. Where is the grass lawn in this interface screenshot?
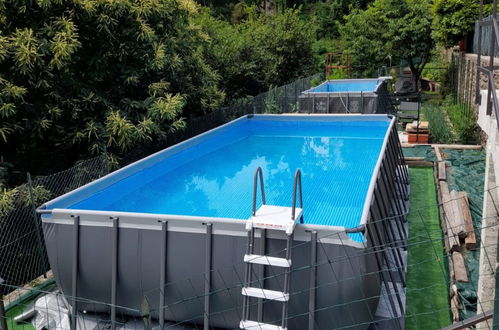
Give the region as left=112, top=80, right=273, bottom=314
left=405, top=167, right=451, bottom=329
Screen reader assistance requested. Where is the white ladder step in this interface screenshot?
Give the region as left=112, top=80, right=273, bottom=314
left=244, top=254, right=291, bottom=267
left=246, top=205, right=302, bottom=235
left=241, top=287, right=289, bottom=301
left=240, top=320, right=286, bottom=330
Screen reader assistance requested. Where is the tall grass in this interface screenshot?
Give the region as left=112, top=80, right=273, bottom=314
left=445, top=102, right=480, bottom=144
left=421, top=103, right=454, bottom=144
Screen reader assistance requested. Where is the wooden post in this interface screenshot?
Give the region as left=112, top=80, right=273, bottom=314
left=450, top=190, right=467, bottom=238
left=452, top=252, right=469, bottom=283
left=440, top=182, right=461, bottom=251
left=457, top=192, right=477, bottom=250
left=438, top=161, right=447, bottom=181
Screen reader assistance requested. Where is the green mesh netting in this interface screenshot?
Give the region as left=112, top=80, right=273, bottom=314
left=402, top=145, right=437, bottom=162
left=441, top=148, right=486, bottom=320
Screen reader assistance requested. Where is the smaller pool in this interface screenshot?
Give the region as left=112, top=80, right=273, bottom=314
left=303, top=79, right=383, bottom=94
left=298, top=78, right=392, bottom=114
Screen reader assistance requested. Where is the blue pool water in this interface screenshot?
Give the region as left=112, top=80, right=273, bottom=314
left=68, top=118, right=389, bottom=240
left=306, top=80, right=381, bottom=93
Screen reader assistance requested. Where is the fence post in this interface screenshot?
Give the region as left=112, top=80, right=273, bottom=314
left=27, top=173, right=48, bottom=279
left=0, top=278, right=7, bottom=330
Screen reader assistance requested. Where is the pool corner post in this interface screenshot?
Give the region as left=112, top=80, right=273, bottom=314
left=0, top=278, right=8, bottom=330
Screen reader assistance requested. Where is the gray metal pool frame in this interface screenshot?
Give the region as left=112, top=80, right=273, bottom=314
left=37, top=114, right=409, bottom=330
left=298, top=79, right=394, bottom=115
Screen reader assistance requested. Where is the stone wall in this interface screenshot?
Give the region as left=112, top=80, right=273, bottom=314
left=458, top=52, right=499, bottom=114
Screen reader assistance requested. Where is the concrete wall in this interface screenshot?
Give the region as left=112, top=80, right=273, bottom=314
left=476, top=90, right=499, bottom=329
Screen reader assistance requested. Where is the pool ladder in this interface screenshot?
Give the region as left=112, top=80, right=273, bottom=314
left=240, top=167, right=303, bottom=330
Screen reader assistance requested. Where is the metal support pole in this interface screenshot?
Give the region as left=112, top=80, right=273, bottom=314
left=476, top=0, right=483, bottom=104
left=71, top=215, right=80, bottom=330
left=371, top=210, right=405, bottom=314
left=257, top=229, right=266, bottom=322
left=487, top=1, right=497, bottom=115
left=308, top=231, right=317, bottom=330
left=110, top=217, right=119, bottom=330
left=281, top=233, right=293, bottom=329
left=365, top=221, right=398, bottom=319
left=159, top=221, right=168, bottom=330
left=27, top=173, right=48, bottom=278
left=0, top=278, right=7, bottom=330
left=242, top=228, right=255, bottom=321
left=204, top=223, right=212, bottom=330
left=373, top=192, right=406, bottom=287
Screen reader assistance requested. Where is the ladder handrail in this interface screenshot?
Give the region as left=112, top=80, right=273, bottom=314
left=291, top=169, right=303, bottom=221
left=252, top=167, right=266, bottom=216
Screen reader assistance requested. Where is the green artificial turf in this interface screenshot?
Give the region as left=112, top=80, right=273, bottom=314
left=5, top=303, right=35, bottom=330
left=405, top=167, right=451, bottom=330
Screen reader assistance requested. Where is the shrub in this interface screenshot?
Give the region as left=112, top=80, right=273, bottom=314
left=445, top=102, right=480, bottom=144
left=421, top=103, right=455, bottom=144
left=196, top=6, right=316, bottom=99
left=0, top=0, right=223, bottom=175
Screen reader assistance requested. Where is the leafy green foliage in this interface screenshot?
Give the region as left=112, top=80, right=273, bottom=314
left=327, top=68, right=349, bottom=80
left=195, top=6, right=315, bottom=98
left=432, top=0, right=479, bottom=48
left=0, top=184, right=50, bottom=219
left=313, top=0, right=372, bottom=39
left=0, top=0, right=224, bottom=176
left=445, top=101, right=480, bottom=144
left=341, top=0, right=434, bottom=83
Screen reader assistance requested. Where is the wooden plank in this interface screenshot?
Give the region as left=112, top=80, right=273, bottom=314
left=438, top=161, right=446, bottom=181
left=431, top=144, right=482, bottom=150
left=440, top=182, right=461, bottom=251
left=450, top=284, right=460, bottom=322
left=452, top=251, right=469, bottom=283
left=457, top=192, right=477, bottom=250
left=406, top=160, right=434, bottom=167
left=404, top=156, right=425, bottom=161
left=434, top=146, right=443, bottom=162
left=450, top=190, right=467, bottom=239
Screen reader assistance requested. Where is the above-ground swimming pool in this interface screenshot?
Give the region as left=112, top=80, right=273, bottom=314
left=39, top=114, right=408, bottom=330
left=298, top=78, right=393, bottom=114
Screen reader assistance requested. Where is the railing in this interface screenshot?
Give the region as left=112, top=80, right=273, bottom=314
left=291, top=169, right=303, bottom=221
left=476, top=0, right=499, bottom=129
left=440, top=310, right=493, bottom=330
left=252, top=167, right=266, bottom=216
left=478, top=67, right=499, bottom=120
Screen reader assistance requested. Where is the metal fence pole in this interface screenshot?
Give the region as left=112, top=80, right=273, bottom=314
left=27, top=173, right=48, bottom=279
left=0, top=278, right=7, bottom=330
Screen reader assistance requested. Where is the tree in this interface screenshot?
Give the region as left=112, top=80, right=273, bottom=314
left=341, top=0, right=434, bottom=87
left=432, top=0, right=480, bottom=48
left=313, top=0, right=373, bottom=39
left=0, top=0, right=224, bottom=178
left=196, top=6, right=315, bottom=98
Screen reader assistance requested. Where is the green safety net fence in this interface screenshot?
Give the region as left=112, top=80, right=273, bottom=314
left=402, top=145, right=436, bottom=162
left=441, top=148, right=486, bottom=320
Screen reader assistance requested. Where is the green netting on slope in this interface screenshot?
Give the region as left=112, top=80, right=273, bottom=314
left=402, top=145, right=437, bottom=162
left=405, top=167, right=450, bottom=330
left=441, top=148, right=486, bottom=320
